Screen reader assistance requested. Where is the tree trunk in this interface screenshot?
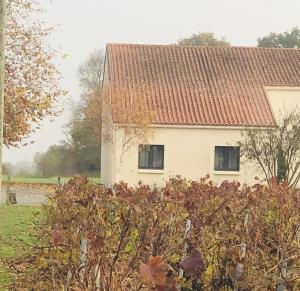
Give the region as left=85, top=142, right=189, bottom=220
left=0, top=0, right=6, bottom=198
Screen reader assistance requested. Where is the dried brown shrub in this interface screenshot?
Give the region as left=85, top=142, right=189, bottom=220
left=6, top=177, right=300, bottom=290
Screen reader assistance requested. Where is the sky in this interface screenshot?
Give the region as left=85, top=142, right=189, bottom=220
left=4, top=0, right=300, bottom=164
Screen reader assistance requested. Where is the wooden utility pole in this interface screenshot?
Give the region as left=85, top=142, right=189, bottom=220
left=0, top=0, right=6, bottom=199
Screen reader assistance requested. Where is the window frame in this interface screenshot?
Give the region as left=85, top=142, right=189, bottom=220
left=138, top=144, right=165, bottom=170
left=214, top=146, right=240, bottom=172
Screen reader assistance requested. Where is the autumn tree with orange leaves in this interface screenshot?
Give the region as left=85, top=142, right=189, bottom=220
left=4, top=0, right=66, bottom=147
left=76, top=49, right=104, bottom=141
left=101, top=83, right=155, bottom=165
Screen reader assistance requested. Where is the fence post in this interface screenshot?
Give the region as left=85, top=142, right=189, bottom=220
left=5, top=175, right=10, bottom=203
left=234, top=209, right=249, bottom=290
left=95, top=265, right=101, bottom=289
left=277, top=260, right=287, bottom=291
left=57, top=176, right=61, bottom=189
left=177, top=219, right=192, bottom=290
left=79, top=238, right=88, bottom=283
left=64, top=270, right=72, bottom=291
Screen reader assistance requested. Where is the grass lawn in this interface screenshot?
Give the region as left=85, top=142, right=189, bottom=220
left=2, top=175, right=101, bottom=185
left=0, top=205, right=42, bottom=289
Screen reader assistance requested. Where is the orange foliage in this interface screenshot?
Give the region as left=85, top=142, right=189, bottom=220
left=140, top=256, right=168, bottom=287
left=4, top=0, right=66, bottom=146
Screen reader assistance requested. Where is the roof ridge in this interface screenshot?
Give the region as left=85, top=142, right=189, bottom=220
left=106, top=42, right=300, bottom=51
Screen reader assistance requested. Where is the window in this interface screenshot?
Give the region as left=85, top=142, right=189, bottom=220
left=214, top=146, right=240, bottom=171
left=138, top=145, right=164, bottom=170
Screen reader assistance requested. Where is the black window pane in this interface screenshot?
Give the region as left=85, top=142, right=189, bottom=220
left=229, top=148, right=239, bottom=170
left=138, top=145, right=164, bottom=169
left=138, top=146, right=149, bottom=168
left=214, top=146, right=240, bottom=171
left=214, top=148, right=222, bottom=170
left=152, top=146, right=163, bottom=168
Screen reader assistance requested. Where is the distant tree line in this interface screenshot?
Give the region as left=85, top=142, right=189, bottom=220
left=177, top=32, right=230, bottom=46
left=176, top=27, right=300, bottom=48
left=2, top=160, right=35, bottom=176
left=257, top=27, right=300, bottom=48
left=34, top=50, right=104, bottom=177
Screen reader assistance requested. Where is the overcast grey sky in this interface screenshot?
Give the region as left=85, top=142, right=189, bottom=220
left=4, top=0, right=300, bottom=163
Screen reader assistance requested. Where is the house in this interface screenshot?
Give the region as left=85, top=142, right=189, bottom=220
left=101, top=43, right=300, bottom=186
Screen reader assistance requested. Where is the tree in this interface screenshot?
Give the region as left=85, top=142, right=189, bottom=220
left=34, top=48, right=154, bottom=177
left=66, top=49, right=105, bottom=173
left=34, top=143, right=75, bottom=177
left=177, top=32, right=230, bottom=46
left=76, top=49, right=104, bottom=141
left=78, top=49, right=104, bottom=95
left=238, top=111, right=300, bottom=187
left=77, top=49, right=104, bottom=140
left=2, top=162, right=13, bottom=175
left=66, top=102, right=101, bottom=174
left=5, top=0, right=66, bottom=147
left=0, top=0, right=7, bottom=193
left=33, top=50, right=104, bottom=177
left=102, top=83, right=155, bottom=162
left=257, top=27, right=300, bottom=48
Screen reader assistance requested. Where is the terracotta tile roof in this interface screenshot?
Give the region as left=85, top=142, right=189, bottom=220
left=105, top=43, right=300, bottom=127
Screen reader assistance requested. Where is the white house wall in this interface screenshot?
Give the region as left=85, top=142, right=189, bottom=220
left=100, top=56, right=115, bottom=186
left=100, top=109, right=115, bottom=186
left=265, top=87, right=300, bottom=121
left=111, top=126, right=260, bottom=187
left=100, top=137, right=115, bottom=186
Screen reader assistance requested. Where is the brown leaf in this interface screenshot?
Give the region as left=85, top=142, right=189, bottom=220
left=140, top=256, right=167, bottom=286
left=179, top=249, right=204, bottom=277
left=157, top=279, right=177, bottom=291
left=51, top=229, right=64, bottom=246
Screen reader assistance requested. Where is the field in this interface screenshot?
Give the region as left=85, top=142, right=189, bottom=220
left=0, top=205, right=42, bottom=289
left=2, top=175, right=101, bottom=185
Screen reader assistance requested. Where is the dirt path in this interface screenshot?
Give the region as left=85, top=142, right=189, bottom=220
left=0, top=184, right=53, bottom=205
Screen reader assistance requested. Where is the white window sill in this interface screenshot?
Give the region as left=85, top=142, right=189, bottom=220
left=213, top=170, right=240, bottom=176
left=137, top=169, right=165, bottom=174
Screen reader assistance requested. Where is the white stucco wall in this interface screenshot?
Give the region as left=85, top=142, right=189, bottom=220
left=264, top=87, right=300, bottom=188
left=101, top=137, right=114, bottom=186
left=100, top=56, right=115, bottom=186
left=109, top=126, right=260, bottom=187
left=265, top=87, right=300, bottom=121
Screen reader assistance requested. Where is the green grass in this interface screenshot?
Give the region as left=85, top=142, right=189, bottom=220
left=0, top=205, right=42, bottom=289
left=2, top=175, right=101, bottom=185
